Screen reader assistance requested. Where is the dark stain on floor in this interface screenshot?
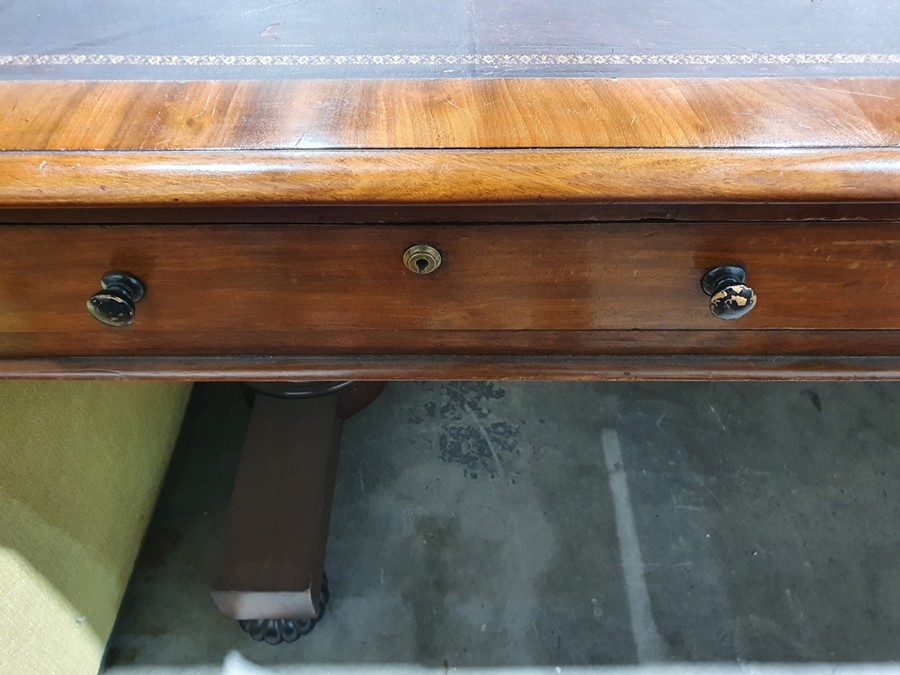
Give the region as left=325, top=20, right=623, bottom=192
left=408, top=382, right=522, bottom=478
left=439, top=420, right=521, bottom=478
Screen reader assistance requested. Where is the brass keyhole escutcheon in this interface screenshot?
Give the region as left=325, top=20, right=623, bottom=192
left=403, top=244, right=442, bottom=274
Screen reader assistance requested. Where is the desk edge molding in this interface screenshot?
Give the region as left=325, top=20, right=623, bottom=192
left=2, top=355, right=900, bottom=381
left=2, top=148, right=900, bottom=207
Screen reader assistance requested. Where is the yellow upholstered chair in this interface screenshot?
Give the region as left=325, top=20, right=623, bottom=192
left=0, top=381, right=192, bottom=674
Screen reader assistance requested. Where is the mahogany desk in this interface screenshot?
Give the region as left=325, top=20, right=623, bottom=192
left=2, top=0, right=899, bottom=644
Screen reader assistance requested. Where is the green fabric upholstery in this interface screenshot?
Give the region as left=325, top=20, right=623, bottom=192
left=0, top=381, right=191, bottom=675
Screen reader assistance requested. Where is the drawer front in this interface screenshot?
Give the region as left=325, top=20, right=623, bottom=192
left=0, top=223, right=898, bottom=357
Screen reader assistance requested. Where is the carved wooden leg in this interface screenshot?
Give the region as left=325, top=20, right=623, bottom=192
left=211, top=382, right=383, bottom=644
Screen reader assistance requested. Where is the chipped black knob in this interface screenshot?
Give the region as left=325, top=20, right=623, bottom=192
left=87, top=272, right=145, bottom=327
left=701, top=265, right=756, bottom=320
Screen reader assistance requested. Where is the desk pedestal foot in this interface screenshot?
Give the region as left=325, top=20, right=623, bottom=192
left=237, top=573, right=330, bottom=644
left=211, top=382, right=383, bottom=643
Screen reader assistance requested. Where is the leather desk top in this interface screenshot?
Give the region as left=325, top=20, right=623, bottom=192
left=2, top=0, right=899, bottom=79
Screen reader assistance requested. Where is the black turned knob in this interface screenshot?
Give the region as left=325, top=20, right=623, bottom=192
left=701, top=265, right=756, bottom=320
left=87, top=272, right=145, bottom=327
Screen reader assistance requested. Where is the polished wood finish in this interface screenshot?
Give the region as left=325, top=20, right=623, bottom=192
left=212, top=392, right=341, bottom=621
left=2, top=355, right=899, bottom=381
left=3, top=79, right=899, bottom=151
left=1, top=79, right=898, bottom=208
left=212, top=381, right=383, bottom=626
left=1, top=331, right=899, bottom=361
left=2, top=148, right=899, bottom=207
left=0, top=76, right=897, bottom=380
left=0, top=223, right=898, bottom=361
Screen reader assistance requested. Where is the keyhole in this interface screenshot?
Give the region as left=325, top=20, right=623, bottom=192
left=403, top=244, right=442, bottom=274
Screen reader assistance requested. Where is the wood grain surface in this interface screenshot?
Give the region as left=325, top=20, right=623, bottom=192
left=0, top=223, right=897, bottom=359
left=1, top=356, right=899, bottom=382
left=0, top=77, right=897, bottom=379
left=1, top=79, right=897, bottom=207
left=3, top=79, right=899, bottom=151
left=212, top=392, right=339, bottom=620
left=2, top=148, right=899, bottom=207
left=2, top=330, right=898, bottom=360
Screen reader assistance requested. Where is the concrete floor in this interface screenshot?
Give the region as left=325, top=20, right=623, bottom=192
left=105, top=381, right=900, bottom=673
